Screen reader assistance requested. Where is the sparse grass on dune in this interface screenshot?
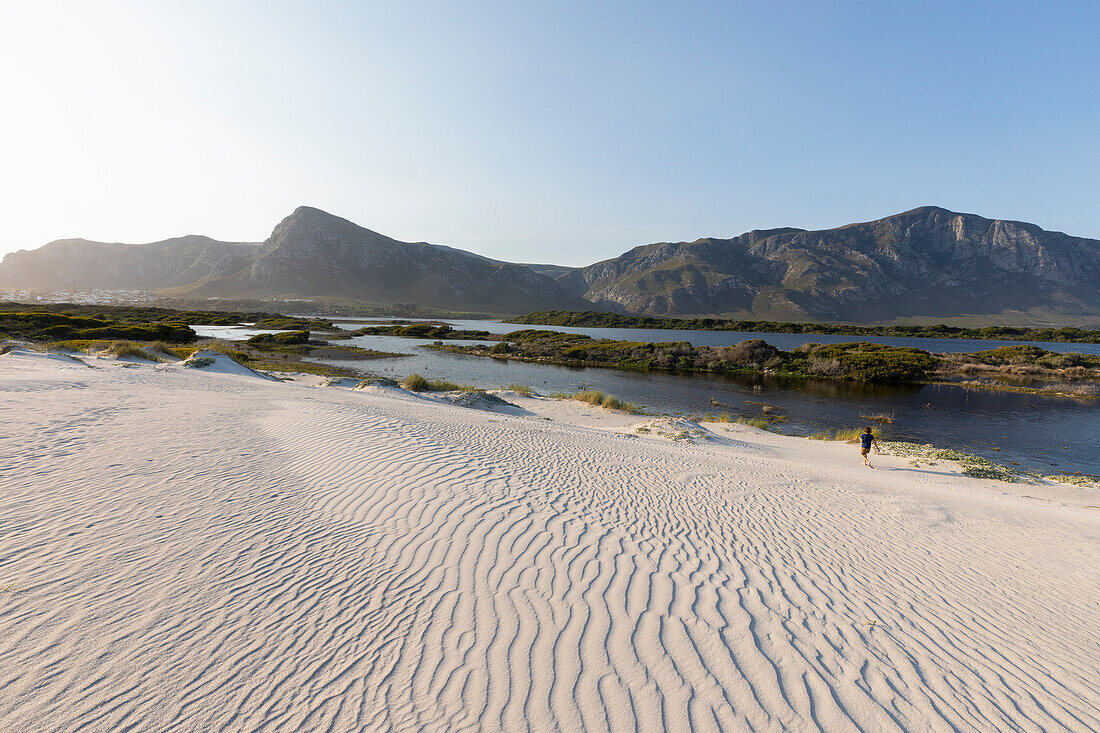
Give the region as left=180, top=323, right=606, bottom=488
left=109, top=342, right=166, bottom=361
left=572, top=389, right=607, bottom=406
left=877, top=441, right=1047, bottom=482
left=700, top=412, right=774, bottom=430
left=47, top=339, right=180, bottom=362
left=736, top=416, right=771, bottom=430
left=506, top=383, right=535, bottom=396
left=548, top=389, right=640, bottom=413
left=202, top=341, right=251, bottom=362
left=147, top=341, right=197, bottom=359
left=401, top=373, right=477, bottom=392
left=246, top=359, right=361, bottom=378
left=1046, top=473, right=1100, bottom=488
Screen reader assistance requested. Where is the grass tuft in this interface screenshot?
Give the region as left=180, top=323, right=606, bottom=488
left=401, top=373, right=476, bottom=392
left=402, top=373, right=429, bottom=391
left=736, top=416, right=771, bottom=430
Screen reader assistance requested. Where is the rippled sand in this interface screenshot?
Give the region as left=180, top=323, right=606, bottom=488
left=1, top=349, right=1097, bottom=731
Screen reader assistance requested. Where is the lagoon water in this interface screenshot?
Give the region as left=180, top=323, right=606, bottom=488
left=202, top=319, right=1100, bottom=475
left=337, top=317, right=1100, bottom=355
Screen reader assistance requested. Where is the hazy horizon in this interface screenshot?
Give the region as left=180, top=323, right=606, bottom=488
left=3, top=1, right=1098, bottom=266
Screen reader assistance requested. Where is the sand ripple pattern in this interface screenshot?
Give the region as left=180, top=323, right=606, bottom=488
left=0, top=358, right=1097, bottom=731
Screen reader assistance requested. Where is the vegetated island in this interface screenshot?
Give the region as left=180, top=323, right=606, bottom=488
left=512, top=310, right=1100, bottom=344
left=347, top=324, right=1100, bottom=396
left=0, top=304, right=401, bottom=378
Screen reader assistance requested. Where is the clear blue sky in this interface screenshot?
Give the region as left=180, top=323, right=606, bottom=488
left=2, top=0, right=1098, bottom=264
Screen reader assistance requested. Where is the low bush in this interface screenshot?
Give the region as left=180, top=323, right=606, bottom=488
left=971, top=345, right=1050, bottom=365
left=246, top=330, right=310, bottom=347
left=724, top=339, right=782, bottom=366
left=69, top=322, right=196, bottom=342
left=806, top=342, right=937, bottom=383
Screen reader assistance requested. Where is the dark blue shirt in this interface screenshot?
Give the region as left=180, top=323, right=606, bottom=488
left=860, top=432, right=875, bottom=449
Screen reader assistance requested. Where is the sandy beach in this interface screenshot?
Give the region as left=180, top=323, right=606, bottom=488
left=1, top=348, right=1098, bottom=732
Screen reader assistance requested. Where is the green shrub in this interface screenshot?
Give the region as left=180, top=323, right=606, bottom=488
left=972, top=345, right=1050, bottom=365
left=394, top=324, right=455, bottom=339
left=71, top=322, right=196, bottom=342
left=246, top=330, right=310, bottom=347
left=807, top=342, right=936, bottom=383
left=724, top=339, right=781, bottom=365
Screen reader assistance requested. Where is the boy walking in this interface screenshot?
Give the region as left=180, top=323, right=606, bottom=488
left=860, top=427, right=878, bottom=468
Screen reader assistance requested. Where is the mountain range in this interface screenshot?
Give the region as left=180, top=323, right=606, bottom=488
left=3, top=205, right=1099, bottom=322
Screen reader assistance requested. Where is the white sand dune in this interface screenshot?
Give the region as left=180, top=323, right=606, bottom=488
left=1, top=350, right=1098, bottom=731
